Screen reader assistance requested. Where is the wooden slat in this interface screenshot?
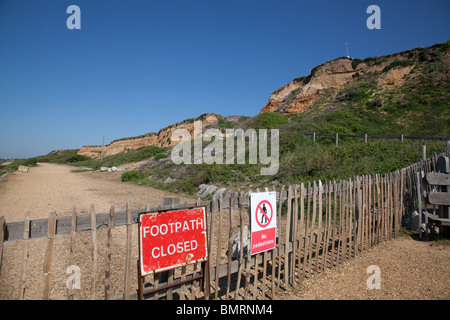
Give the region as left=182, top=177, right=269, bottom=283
left=314, top=181, right=322, bottom=272
left=226, top=191, right=235, bottom=299
left=355, top=177, right=362, bottom=254
left=234, top=191, right=245, bottom=300
left=261, top=188, right=268, bottom=299
left=104, top=204, right=115, bottom=300
left=276, top=185, right=284, bottom=291
left=270, top=186, right=277, bottom=299
left=336, top=181, right=343, bottom=265
left=244, top=190, right=252, bottom=300
left=429, top=192, right=450, bottom=206
left=42, top=211, right=57, bottom=300
left=310, top=181, right=318, bottom=271
left=214, top=191, right=224, bottom=300
left=298, top=183, right=306, bottom=280
left=18, top=212, right=30, bottom=300
left=123, top=200, right=132, bottom=300
left=426, top=172, right=450, bottom=186
left=292, top=184, right=299, bottom=288
left=284, top=185, right=293, bottom=286
left=331, top=181, right=338, bottom=267
left=67, top=207, right=77, bottom=300
left=90, top=205, right=98, bottom=300
left=207, top=192, right=217, bottom=300
left=304, top=182, right=312, bottom=276
left=322, top=181, right=331, bottom=270
left=0, top=216, right=6, bottom=271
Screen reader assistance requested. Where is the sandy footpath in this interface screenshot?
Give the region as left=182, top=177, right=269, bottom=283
left=0, top=162, right=193, bottom=222
left=0, top=163, right=194, bottom=300
left=278, top=235, right=450, bottom=300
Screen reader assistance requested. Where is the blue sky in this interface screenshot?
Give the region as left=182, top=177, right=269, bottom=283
left=0, top=0, right=449, bottom=158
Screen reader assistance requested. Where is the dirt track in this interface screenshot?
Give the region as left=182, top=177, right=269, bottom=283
left=0, top=163, right=449, bottom=300
left=0, top=163, right=194, bottom=300
left=0, top=163, right=193, bottom=222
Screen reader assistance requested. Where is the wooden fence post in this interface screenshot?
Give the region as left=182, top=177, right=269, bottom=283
left=214, top=190, right=224, bottom=300
left=0, top=216, right=5, bottom=273
left=303, top=182, right=312, bottom=278
left=67, top=207, right=77, bottom=300
left=276, top=185, right=285, bottom=292
left=331, top=181, right=338, bottom=267
left=284, top=185, right=293, bottom=287
left=234, top=191, right=245, bottom=300
left=90, top=205, right=98, bottom=300
left=292, top=184, right=299, bottom=288
left=123, top=200, right=132, bottom=300
left=421, top=145, right=427, bottom=161
left=42, top=211, right=57, bottom=300
left=298, top=183, right=306, bottom=282
left=104, top=204, right=115, bottom=300
left=310, top=182, right=318, bottom=271
left=315, top=181, right=323, bottom=271
left=18, top=212, right=30, bottom=300
left=244, top=190, right=252, bottom=299
left=226, top=192, right=235, bottom=300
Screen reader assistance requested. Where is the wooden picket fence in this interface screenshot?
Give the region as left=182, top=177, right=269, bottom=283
left=0, top=148, right=449, bottom=300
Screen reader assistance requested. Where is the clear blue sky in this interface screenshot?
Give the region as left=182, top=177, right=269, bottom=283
left=0, top=0, right=449, bottom=158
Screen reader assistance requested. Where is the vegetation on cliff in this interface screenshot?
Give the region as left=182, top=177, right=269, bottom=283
left=122, top=41, right=449, bottom=196
left=3, top=41, right=449, bottom=199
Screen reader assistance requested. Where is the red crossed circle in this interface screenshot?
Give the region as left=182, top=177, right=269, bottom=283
left=255, top=200, right=273, bottom=228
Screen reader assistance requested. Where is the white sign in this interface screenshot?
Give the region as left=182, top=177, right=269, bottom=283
left=250, top=191, right=277, bottom=255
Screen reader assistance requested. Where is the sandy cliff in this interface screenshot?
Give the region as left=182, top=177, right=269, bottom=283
left=77, top=113, right=219, bottom=158
left=260, top=49, right=419, bottom=115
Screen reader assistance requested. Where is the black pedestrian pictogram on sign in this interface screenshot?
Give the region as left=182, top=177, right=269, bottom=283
left=255, top=200, right=273, bottom=228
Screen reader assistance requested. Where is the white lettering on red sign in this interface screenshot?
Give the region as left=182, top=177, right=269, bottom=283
left=139, top=207, right=208, bottom=275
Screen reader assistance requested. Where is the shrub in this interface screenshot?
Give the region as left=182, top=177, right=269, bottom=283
left=248, top=112, right=289, bottom=129
left=154, top=153, right=168, bottom=161
left=351, top=59, right=361, bottom=70
left=366, top=98, right=382, bottom=110
left=66, top=154, right=91, bottom=163
left=382, top=60, right=415, bottom=73
left=121, top=170, right=145, bottom=182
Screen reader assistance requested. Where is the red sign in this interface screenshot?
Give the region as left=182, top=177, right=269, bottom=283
left=139, top=207, right=208, bottom=276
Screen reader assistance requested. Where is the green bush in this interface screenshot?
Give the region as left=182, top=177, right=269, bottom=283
left=247, top=112, right=289, bottom=129
left=66, top=154, right=91, bottom=163
left=154, top=153, right=168, bottom=161
left=351, top=59, right=361, bottom=70
left=382, top=59, right=415, bottom=73
left=121, top=170, right=145, bottom=182
left=366, top=98, right=382, bottom=110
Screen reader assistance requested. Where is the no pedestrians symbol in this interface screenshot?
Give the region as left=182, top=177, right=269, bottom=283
left=250, top=192, right=276, bottom=255
left=255, top=200, right=273, bottom=228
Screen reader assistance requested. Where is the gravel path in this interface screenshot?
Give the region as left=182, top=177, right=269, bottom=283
left=277, top=235, right=450, bottom=300
left=0, top=163, right=194, bottom=300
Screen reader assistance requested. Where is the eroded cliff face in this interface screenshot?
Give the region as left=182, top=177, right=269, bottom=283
left=77, top=113, right=219, bottom=158
left=260, top=50, right=417, bottom=115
